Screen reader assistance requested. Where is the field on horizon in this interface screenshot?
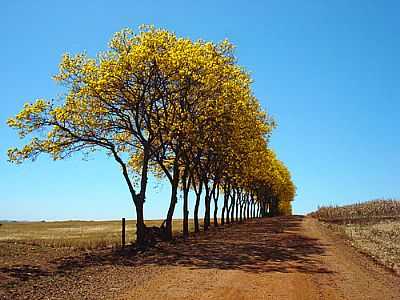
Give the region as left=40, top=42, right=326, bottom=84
left=0, top=219, right=192, bottom=249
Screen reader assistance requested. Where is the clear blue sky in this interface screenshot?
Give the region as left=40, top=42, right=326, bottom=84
left=1, top=1, right=399, bottom=221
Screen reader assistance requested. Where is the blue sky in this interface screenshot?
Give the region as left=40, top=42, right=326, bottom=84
left=1, top=0, right=399, bottom=221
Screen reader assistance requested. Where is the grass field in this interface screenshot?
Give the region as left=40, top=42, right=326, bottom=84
left=311, top=199, right=400, bottom=274
left=0, top=219, right=191, bottom=250
left=310, top=199, right=400, bottom=223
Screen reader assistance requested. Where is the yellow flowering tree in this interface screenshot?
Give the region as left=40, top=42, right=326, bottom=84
left=8, top=25, right=296, bottom=247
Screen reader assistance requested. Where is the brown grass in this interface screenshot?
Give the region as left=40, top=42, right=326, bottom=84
left=310, top=199, right=400, bottom=223
left=0, top=219, right=193, bottom=250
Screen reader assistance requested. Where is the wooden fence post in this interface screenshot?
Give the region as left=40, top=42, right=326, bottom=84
left=121, top=217, right=126, bottom=248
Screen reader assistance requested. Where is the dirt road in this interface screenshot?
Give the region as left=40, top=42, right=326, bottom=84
left=2, top=216, right=399, bottom=299
left=121, top=216, right=400, bottom=300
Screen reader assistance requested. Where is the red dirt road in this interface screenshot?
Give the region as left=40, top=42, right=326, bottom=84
left=121, top=216, right=400, bottom=300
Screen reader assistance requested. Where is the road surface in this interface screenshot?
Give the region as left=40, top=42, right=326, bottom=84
left=121, top=216, right=400, bottom=300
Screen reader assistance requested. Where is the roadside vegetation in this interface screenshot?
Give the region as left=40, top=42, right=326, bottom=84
left=0, top=219, right=203, bottom=250
left=310, top=199, right=400, bottom=222
left=1, top=220, right=158, bottom=250
left=311, top=199, right=400, bottom=275
left=7, top=25, right=295, bottom=246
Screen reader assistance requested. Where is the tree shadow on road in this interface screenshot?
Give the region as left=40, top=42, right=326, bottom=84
left=1, top=216, right=333, bottom=284
left=136, top=216, right=332, bottom=274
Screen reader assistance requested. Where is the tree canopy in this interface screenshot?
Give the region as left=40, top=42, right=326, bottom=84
left=8, top=25, right=296, bottom=245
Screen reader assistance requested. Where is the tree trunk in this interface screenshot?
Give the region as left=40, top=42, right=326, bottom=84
left=193, top=179, right=203, bottom=233
left=222, top=185, right=230, bottom=225
left=229, top=200, right=234, bottom=223
left=226, top=203, right=230, bottom=224
left=204, top=180, right=211, bottom=231
left=245, top=201, right=248, bottom=220
left=213, top=183, right=219, bottom=227
left=261, top=201, right=265, bottom=217
left=242, top=201, right=246, bottom=221
left=264, top=200, right=269, bottom=217
left=239, top=203, right=243, bottom=223
left=113, top=147, right=149, bottom=247
left=135, top=199, right=145, bottom=245
left=221, top=185, right=227, bottom=225
left=256, top=202, right=260, bottom=218
left=271, top=198, right=279, bottom=216
left=250, top=200, right=252, bottom=219
left=136, top=149, right=150, bottom=245
left=246, top=197, right=250, bottom=220
left=165, top=184, right=178, bottom=240
left=182, top=169, right=191, bottom=238
left=221, top=202, right=226, bottom=225
left=164, top=157, right=180, bottom=240
left=235, top=198, right=239, bottom=222
left=230, top=189, right=235, bottom=222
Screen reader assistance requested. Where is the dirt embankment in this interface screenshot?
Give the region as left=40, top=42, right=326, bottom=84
left=1, top=216, right=399, bottom=299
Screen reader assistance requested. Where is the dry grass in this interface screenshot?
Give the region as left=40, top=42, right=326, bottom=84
left=311, top=199, right=400, bottom=275
left=310, top=199, right=400, bottom=223
left=0, top=219, right=190, bottom=250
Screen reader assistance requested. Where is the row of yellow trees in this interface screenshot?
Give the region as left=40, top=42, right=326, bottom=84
left=7, top=26, right=295, bottom=246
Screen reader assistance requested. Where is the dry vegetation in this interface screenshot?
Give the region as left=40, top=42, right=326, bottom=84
left=311, top=199, right=400, bottom=275
left=310, top=199, right=400, bottom=222
left=0, top=219, right=188, bottom=250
